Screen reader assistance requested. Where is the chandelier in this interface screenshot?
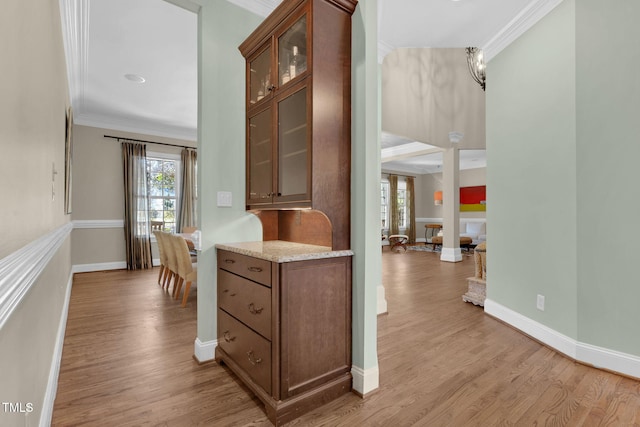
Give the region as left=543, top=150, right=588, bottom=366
left=465, top=47, right=486, bottom=91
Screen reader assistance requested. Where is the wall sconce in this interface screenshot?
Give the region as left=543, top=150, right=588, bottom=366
left=466, top=47, right=486, bottom=91
left=434, top=191, right=443, bottom=206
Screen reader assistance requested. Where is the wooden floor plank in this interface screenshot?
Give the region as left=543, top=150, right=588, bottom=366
left=52, top=250, right=640, bottom=426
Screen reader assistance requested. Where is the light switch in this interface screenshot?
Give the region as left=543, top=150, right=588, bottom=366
left=217, top=191, right=232, bottom=207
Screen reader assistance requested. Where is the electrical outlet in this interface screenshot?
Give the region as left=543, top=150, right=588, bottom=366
left=536, top=294, right=545, bottom=311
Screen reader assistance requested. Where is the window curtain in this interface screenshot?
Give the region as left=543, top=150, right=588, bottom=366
left=122, top=142, right=153, bottom=270
left=406, top=176, right=416, bottom=243
left=178, top=148, right=197, bottom=232
left=389, top=175, right=399, bottom=235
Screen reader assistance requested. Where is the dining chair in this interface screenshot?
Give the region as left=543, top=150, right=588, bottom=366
left=181, top=226, right=197, bottom=234
left=153, top=231, right=167, bottom=286
left=171, top=234, right=197, bottom=307
left=163, top=232, right=180, bottom=293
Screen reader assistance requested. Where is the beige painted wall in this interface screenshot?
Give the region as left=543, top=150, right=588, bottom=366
left=0, top=0, right=72, bottom=425
left=381, top=48, right=485, bottom=150
left=0, top=1, right=70, bottom=259
left=380, top=167, right=485, bottom=241
left=70, top=125, right=195, bottom=268
left=420, top=167, right=486, bottom=219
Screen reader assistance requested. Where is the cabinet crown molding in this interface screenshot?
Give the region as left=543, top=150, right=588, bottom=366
left=239, top=0, right=357, bottom=57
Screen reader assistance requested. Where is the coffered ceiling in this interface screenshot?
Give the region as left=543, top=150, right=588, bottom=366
left=59, top=0, right=563, bottom=174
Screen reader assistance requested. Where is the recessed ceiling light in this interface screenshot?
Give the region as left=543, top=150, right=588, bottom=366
left=124, top=73, right=146, bottom=83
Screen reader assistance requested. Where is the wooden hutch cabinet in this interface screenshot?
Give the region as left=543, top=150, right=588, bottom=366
left=216, top=1, right=357, bottom=425
left=239, top=0, right=357, bottom=251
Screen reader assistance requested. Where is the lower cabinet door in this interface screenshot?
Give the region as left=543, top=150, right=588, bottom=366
left=218, top=308, right=271, bottom=392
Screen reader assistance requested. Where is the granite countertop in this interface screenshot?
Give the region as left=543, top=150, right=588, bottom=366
left=215, top=240, right=354, bottom=263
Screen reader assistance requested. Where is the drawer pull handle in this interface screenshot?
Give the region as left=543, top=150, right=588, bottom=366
left=222, top=290, right=236, bottom=297
left=248, top=303, right=264, bottom=315
left=224, top=259, right=236, bottom=264
left=247, top=350, right=263, bottom=365
left=223, top=330, right=236, bottom=343
left=248, top=266, right=263, bottom=273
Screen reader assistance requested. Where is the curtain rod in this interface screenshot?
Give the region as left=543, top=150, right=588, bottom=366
left=104, top=135, right=196, bottom=150
left=386, top=173, right=416, bottom=179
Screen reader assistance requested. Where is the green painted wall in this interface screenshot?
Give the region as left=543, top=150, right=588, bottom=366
left=197, top=0, right=263, bottom=345
left=576, top=0, right=640, bottom=355
left=486, top=0, right=578, bottom=338
left=351, top=0, right=380, bottom=373
left=489, top=0, right=640, bottom=358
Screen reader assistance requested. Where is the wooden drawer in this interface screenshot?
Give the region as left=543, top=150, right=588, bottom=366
left=218, top=309, right=271, bottom=392
left=217, top=250, right=271, bottom=287
left=218, top=270, right=271, bottom=340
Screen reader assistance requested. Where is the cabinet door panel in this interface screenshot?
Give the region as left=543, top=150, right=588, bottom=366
left=277, top=86, right=309, bottom=200
left=249, top=45, right=272, bottom=106
left=247, top=107, right=274, bottom=204
left=279, top=257, right=352, bottom=397
left=278, top=14, right=307, bottom=87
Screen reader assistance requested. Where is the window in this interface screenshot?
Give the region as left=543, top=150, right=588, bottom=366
left=381, top=178, right=407, bottom=231
left=147, top=153, right=181, bottom=233
left=397, top=186, right=406, bottom=229
left=381, top=181, right=389, bottom=229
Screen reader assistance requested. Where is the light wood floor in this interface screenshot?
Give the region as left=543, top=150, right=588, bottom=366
left=52, top=250, right=640, bottom=426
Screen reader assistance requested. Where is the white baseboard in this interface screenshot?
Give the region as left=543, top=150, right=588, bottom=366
left=576, top=342, right=640, bottom=379
left=484, top=299, right=576, bottom=358
left=40, top=270, right=74, bottom=427
left=440, top=247, right=462, bottom=262
left=485, top=299, right=640, bottom=379
left=351, top=364, right=379, bottom=395
left=72, top=261, right=127, bottom=273
left=194, top=338, right=217, bottom=363
left=377, top=284, right=387, bottom=315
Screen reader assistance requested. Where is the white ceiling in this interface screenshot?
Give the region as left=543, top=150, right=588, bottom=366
left=59, top=0, right=562, bottom=174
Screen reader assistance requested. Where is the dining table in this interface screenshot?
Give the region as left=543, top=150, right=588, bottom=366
left=176, top=231, right=200, bottom=254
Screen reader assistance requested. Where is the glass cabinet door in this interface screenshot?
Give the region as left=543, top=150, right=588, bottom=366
left=278, top=15, right=307, bottom=87
left=248, top=108, right=273, bottom=203
left=249, top=47, right=272, bottom=106
left=277, top=87, right=308, bottom=199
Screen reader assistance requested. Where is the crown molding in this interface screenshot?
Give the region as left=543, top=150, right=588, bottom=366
left=74, top=112, right=197, bottom=142
left=59, top=0, right=90, bottom=111
left=483, top=0, right=564, bottom=62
